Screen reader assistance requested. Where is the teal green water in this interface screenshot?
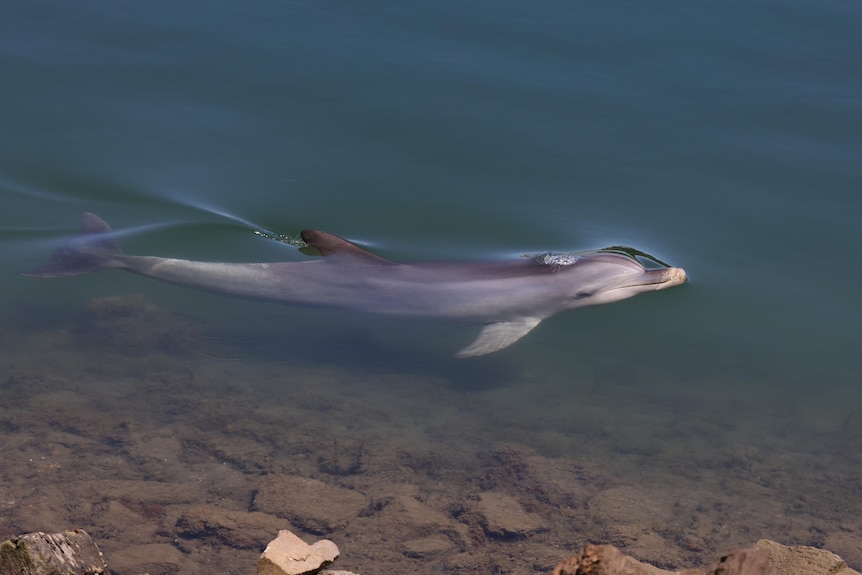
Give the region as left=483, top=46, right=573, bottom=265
left=2, top=0, right=861, bottom=493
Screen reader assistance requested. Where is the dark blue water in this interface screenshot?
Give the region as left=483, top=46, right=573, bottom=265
left=2, top=0, right=861, bottom=569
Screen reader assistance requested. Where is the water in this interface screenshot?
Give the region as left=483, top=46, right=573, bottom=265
left=2, top=1, right=861, bottom=572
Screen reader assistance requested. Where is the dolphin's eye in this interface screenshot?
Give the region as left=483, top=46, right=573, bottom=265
left=575, top=291, right=593, bottom=300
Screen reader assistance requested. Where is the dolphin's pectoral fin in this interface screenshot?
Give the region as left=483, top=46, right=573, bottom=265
left=456, top=317, right=543, bottom=358
left=300, top=229, right=396, bottom=265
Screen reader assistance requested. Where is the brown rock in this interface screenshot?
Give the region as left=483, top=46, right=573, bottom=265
left=550, top=541, right=862, bottom=575
left=257, top=530, right=339, bottom=575
left=253, top=476, right=366, bottom=534
left=586, top=486, right=684, bottom=568
left=475, top=492, right=548, bottom=538
left=173, top=504, right=288, bottom=549
left=0, top=530, right=108, bottom=575
left=402, top=535, right=455, bottom=558
left=95, top=499, right=160, bottom=545
left=552, top=544, right=663, bottom=575
left=385, top=495, right=452, bottom=528
left=108, top=543, right=186, bottom=575
left=377, top=495, right=469, bottom=548
left=755, top=539, right=861, bottom=575
left=705, top=548, right=775, bottom=575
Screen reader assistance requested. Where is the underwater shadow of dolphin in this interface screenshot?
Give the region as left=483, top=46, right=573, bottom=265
left=22, top=213, right=687, bottom=357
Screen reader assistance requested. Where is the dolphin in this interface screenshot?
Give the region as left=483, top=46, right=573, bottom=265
left=22, top=213, right=687, bottom=357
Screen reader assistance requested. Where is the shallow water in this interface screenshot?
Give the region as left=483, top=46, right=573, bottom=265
left=2, top=1, right=861, bottom=573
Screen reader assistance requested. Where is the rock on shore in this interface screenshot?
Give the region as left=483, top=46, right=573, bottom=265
left=552, top=540, right=862, bottom=575
left=257, top=530, right=339, bottom=575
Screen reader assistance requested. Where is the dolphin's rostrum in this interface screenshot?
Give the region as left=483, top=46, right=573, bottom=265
left=23, top=213, right=688, bottom=357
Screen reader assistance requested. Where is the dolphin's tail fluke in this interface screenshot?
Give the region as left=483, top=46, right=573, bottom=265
left=22, top=212, right=123, bottom=278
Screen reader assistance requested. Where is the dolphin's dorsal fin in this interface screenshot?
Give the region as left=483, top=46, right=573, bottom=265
left=300, top=229, right=396, bottom=264
left=456, top=317, right=543, bottom=358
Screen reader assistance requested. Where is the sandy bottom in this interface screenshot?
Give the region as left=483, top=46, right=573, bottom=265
left=1, top=296, right=860, bottom=575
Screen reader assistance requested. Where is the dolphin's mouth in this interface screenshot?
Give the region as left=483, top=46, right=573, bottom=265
left=597, top=267, right=686, bottom=300
left=641, top=266, right=688, bottom=287
left=666, top=267, right=688, bottom=284
left=605, top=266, right=687, bottom=293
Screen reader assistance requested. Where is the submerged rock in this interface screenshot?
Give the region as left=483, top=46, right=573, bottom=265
left=173, top=504, right=287, bottom=550
left=257, top=530, right=339, bottom=575
left=253, top=475, right=367, bottom=535
left=108, top=543, right=187, bottom=575
left=475, top=491, right=548, bottom=538
left=78, top=295, right=201, bottom=354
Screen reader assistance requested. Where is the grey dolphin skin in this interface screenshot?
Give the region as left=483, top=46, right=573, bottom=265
left=23, top=213, right=687, bottom=357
